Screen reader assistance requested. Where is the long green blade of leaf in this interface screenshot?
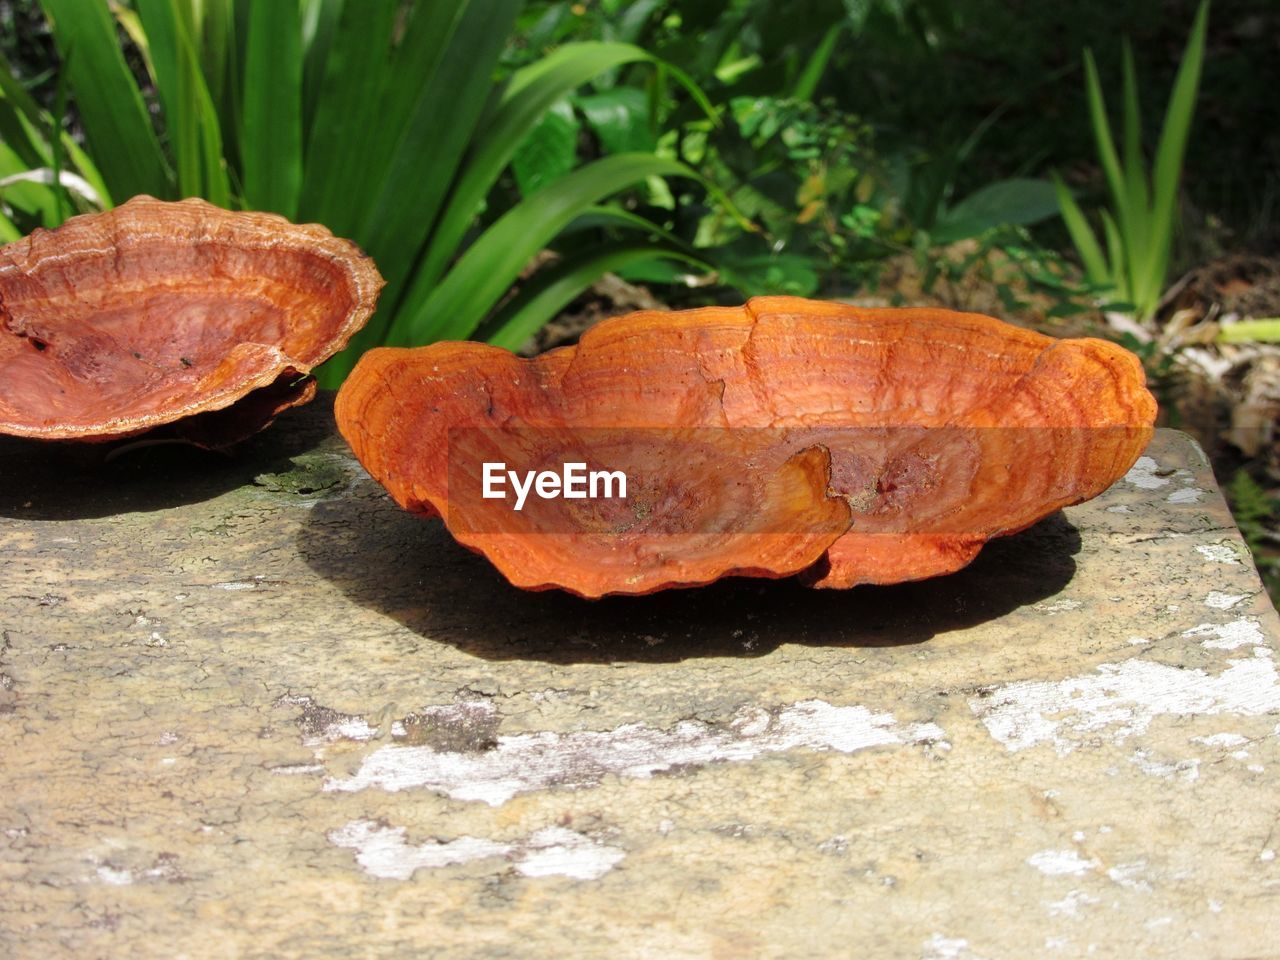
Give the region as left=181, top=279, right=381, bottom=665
left=478, top=243, right=708, bottom=351
left=136, top=0, right=229, bottom=205
left=355, top=0, right=521, bottom=303
left=1141, top=0, right=1209, bottom=318
left=300, top=0, right=343, bottom=132
left=412, top=41, right=717, bottom=306
left=0, top=59, right=111, bottom=207
left=0, top=206, right=19, bottom=242
left=1217, top=318, right=1280, bottom=344
left=1082, top=49, right=1127, bottom=229
left=1100, top=208, right=1128, bottom=303
left=0, top=66, right=51, bottom=169
left=395, top=153, right=696, bottom=346
left=1119, top=39, right=1150, bottom=254
left=40, top=0, right=173, bottom=200
left=297, top=0, right=396, bottom=230
left=792, top=22, right=843, bottom=102
left=241, top=0, right=303, bottom=216
left=1053, top=172, right=1110, bottom=285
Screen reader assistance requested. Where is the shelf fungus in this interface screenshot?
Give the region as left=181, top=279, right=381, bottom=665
left=336, top=297, right=1157, bottom=597
left=0, top=196, right=382, bottom=446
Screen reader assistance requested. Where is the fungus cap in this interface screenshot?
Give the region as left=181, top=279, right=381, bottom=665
left=0, top=196, right=383, bottom=445
left=336, top=297, right=1157, bottom=597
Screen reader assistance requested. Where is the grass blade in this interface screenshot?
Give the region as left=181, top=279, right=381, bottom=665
left=40, top=0, right=173, bottom=200
left=477, top=243, right=708, bottom=351
left=1141, top=0, right=1209, bottom=317
left=393, top=153, right=696, bottom=346
left=241, top=0, right=303, bottom=216
left=300, top=0, right=343, bottom=132
left=1218, top=319, right=1280, bottom=344
left=414, top=42, right=664, bottom=301
left=1082, top=49, right=1126, bottom=232
left=355, top=0, right=522, bottom=299
left=297, top=0, right=397, bottom=232
left=792, top=22, right=842, bottom=101
left=136, top=0, right=230, bottom=205
left=1119, top=39, right=1149, bottom=295
left=1100, top=208, right=1127, bottom=303
left=1053, top=172, right=1109, bottom=285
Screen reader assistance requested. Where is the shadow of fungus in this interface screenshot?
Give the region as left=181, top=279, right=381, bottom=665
left=0, top=405, right=333, bottom=521
left=297, top=482, right=1082, bottom=665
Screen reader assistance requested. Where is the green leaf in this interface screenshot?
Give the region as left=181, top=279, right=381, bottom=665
left=576, top=86, right=655, bottom=154
left=136, top=0, right=230, bottom=206
left=512, top=99, right=580, bottom=196
left=408, top=41, right=668, bottom=305
left=477, top=242, right=707, bottom=351
left=300, top=0, right=343, bottom=131
left=393, top=153, right=697, bottom=346
left=0, top=206, right=19, bottom=242
left=354, top=0, right=522, bottom=302
left=1100, top=208, right=1128, bottom=303
left=297, top=0, right=398, bottom=234
left=1082, top=49, right=1126, bottom=226
left=792, top=22, right=843, bottom=101
left=1053, top=172, right=1110, bottom=285
left=713, top=249, right=820, bottom=298
left=241, top=0, right=303, bottom=216
left=40, top=0, right=173, bottom=200
left=1217, top=319, right=1280, bottom=344
left=1119, top=40, right=1149, bottom=258
left=1141, top=0, right=1209, bottom=319
left=931, top=177, right=1060, bottom=244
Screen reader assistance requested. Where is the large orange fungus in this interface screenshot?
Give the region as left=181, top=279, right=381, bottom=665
left=336, top=297, right=1157, bottom=597
left=0, top=196, right=383, bottom=445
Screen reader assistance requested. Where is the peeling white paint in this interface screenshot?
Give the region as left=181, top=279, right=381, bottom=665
left=328, top=820, right=510, bottom=880
left=1129, top=748, right=1198, bottom=781
left=1183, top=618, right=1265, bottom=650
left=1166, top=488, right=1204, bottom=504
left=1204, top=591, right=1246, bottom=610
left=1045, top=889, right=1099, bottom=917
left=1124, top=457, right=1170, bottom=490
left=302, top=699, right=495, bottom=747
left=270, top=763, right=325, bottom=776
left=1106, top=861, right=1151, bottom=892
left=1190, top=733, right=1248, bottom=748
left=1035, top=598, right=1083, bottom=615
left=922, top=934, right=985, bottom=960
left=325, top=699, right=945, bottom=805
left=1195, top=544, right=1241, bottom=565
left=515, top=827, right=626, bottom=880
left=1028, top=850, right=1098, bottom=877
left=95, top=865, right=133, bottom=886
left=972, top=651, right=1280, bottom=754
left=327, top=819, right=623, bottom=881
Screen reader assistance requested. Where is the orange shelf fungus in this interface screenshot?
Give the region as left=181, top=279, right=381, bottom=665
left=0, top=196, right=382, bottom=446
left=336, top=297, right=1157, bottom=597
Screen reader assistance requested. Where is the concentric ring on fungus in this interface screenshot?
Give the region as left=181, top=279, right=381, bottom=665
left=0, top=195, right=383, bottom=446
left=336, top=297, right=1157, bottom=597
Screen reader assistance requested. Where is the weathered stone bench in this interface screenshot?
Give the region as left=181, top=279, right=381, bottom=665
left=2, top=397, right=1277, bottom=957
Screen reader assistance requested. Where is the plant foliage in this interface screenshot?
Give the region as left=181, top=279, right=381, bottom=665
left=0, top=0, right=713, bottom=383
left=1054, top=1, right=1210, bottom=323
